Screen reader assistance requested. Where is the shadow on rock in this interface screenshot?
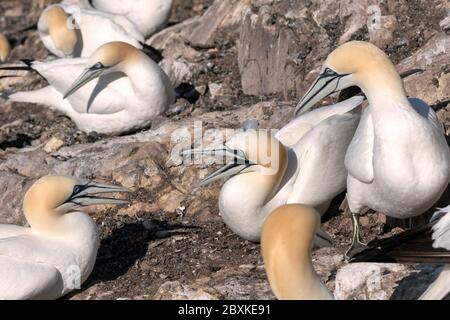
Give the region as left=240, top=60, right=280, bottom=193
left=87, top=219, right=198, bottom=284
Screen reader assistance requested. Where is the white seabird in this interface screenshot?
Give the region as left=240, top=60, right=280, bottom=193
left=0, top=175, right=128, bottom=300
left=182, top=96, right=362, bottom=243
left=38, top=4, right=145, bottom=58
left=62, top=0, right=174, bottom=38
left=261, top=204, right=334, bottom=300
left=295, top=41, right=450, bottom=257
left=0, top=41, right=175, bottom=134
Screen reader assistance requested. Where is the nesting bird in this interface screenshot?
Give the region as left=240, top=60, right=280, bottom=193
left=261, top=204, right=333, bottom=300
left=0, top=33, right=10, bottom=63
left=183, top=96, right=362, bottom=243
left=351, top=205, right=450, bottom=300
left=295, top=41, right=450, bottom=257
left=62, top=0, right=174, bottom=38
left=0, top=175, right=128, bottom=300
left=0, top=41, right=175, bottom=134
left=38, top=4, right=145, bottom=58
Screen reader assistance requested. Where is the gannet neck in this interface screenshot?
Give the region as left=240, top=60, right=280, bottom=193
left=46, top=6, right=78, bottom=56
left=261, top=205, right=333, bottom=300
left=0, top=33, right=10, bottom=63
left=328, top=41, right=409, bottom=107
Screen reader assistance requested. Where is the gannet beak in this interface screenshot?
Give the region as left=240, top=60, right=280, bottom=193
left=295, top=68, right=349, bottom=117
left=63, top=63, right=106, bottom=99
left=67, top=182, right=130, bottom=207
left=181, top=147, right=254, bottom=187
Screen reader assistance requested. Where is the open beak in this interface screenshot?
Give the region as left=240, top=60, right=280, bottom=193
left=63, top=67, right=104, bottom=99
left=181, top=147, right=254, bottom=187
left=68, top=182, right=129, bottom=207
left=295, top=70, right=348, bottom=117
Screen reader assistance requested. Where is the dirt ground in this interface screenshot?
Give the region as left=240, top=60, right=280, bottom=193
left=0, top=0, right=449, bottom=299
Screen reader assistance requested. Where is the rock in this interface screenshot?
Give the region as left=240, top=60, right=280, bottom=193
left=368, top=13, right=399, bottom=48
left=43, top=137, right=65, bottom=153
left=0, top=172, right=31, bottom=225
left=159, top=58, right=193, bottom=87
left=157, top=189, right=186, bottom=213
left=154, top=267, right=275, bottom=300
left=397, top=33, right=450, bottom=105
left=440, top=16, right=450, bottom=31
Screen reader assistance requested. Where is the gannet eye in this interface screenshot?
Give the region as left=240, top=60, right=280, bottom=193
left=72, top=185, right=83, bottom=195
left=90, top=62, right=105, bottom=70
left=322, top=68, right=337, bottom=77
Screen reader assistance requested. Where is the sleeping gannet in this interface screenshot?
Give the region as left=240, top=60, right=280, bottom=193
left=261, top=204, right=334, bottom=300
left=351, top=205, right=450, bottom=300
left=62, top=0, right=174, bottom=37
left=295, top=41, right=450, bottom=257
left=183, top=96, right=362, bottom=243
left=38, top=4, right=145, bottom=58
left=0, top=41, right=174, bottom=134
left=0, top=34, right=11, bottom=63
left=0, top=175, right=128, bottom=300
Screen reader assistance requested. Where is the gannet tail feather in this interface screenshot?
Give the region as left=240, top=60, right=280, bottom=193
left=420, top=265, right=450, bottom=300
left=351, top=207, right=450, bottom=264
left=139, top=42, right=163, bottom=63
left=174, top=83, right=200, bottom=104
left=0, top=60, right=34, bottom=71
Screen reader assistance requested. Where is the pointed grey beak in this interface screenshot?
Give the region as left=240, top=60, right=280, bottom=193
left=181, top=147, right=253, bottom=187
left=68, top=182, right=130, bottom=207
left=63, top=67, right=104, bottom=99
left=295, top=69, right=348, bottom=117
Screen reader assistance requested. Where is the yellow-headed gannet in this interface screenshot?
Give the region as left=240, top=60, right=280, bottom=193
left=0, top=41, right=174, bottom=134
left=183, top=96, right=362, bottom=243
left=0, top=34, right=11, bottom=63
left=38, top=4, right=145, bottom=58
left=0, top=175, right=128, bottom=300
left=261, top=204, right=334, bottom=300
left=62, top=0, right=174, bottom=38
left=351, top=205, right=450, bottom=300
left=295, top=41, right=450, bottom=257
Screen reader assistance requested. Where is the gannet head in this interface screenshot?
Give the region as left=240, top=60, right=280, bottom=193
left=23, top=176, right=129, bottom=230
left=0, top=33, right=11, bottom=63
left=262, top=204, right=333, bottom=300
left=46, top=6, right=78, bottom=57
left=295, top=41, right=404, bottom=116
left=63, top=42, right=140, bottom=99
left=185, top=130, right=287, bottom=189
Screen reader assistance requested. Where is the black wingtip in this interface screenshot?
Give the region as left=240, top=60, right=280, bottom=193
left=139, top=42, right=163, bottom=63
left=20, top=59, right=34, bottom=67
left=175, top=83, right=200, bottom=104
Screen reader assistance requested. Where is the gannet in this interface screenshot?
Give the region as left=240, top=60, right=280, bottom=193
left=0, top=41, right=174, bottom=134
left=0, top=34, right=11, bottom=63
left=38, top=4, right=145, bottom=58
left=261, top=204, right=334, bottom=300
left=295, top=41, right=450, bottom=257
left=351, top=205, right=450, bottom=300
left=62, top=0, right=174, bottom=38
left=183, top=96, right=362, bottom=243
left=0, top=175, right=128, bottom=300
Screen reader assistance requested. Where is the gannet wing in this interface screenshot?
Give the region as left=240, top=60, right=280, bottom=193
left=0, top=225, right=29, bottom=239
left=344, top=107, right=375, bottom=184
left=409, top=98, right=445, bottom=134
left=0, top=256, right=63, bottom=300
left=286, top=112, right=361, bottom=206
left=351, top=206, right=450, bottom=264
left=30, top=60, right=132, bottom=114
left=276, top=96, right=363, bottom=148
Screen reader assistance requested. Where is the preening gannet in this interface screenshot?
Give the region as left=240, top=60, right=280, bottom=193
left=38, top=4, right=145, bottom=58
left=0, top=34, right=11, bottom=63
left=0, top=41, right=174, bottom=134
left=62, top=0, right=174, bottom=38
left=0, top=175, right=128, bottom=300
left=351, top=205, right=450, bottom=300
left=295, top=41, right=450, bottom=257
left=261, top=204, right=334, bottom=300
left=183, top=96, right=362, bottom=243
